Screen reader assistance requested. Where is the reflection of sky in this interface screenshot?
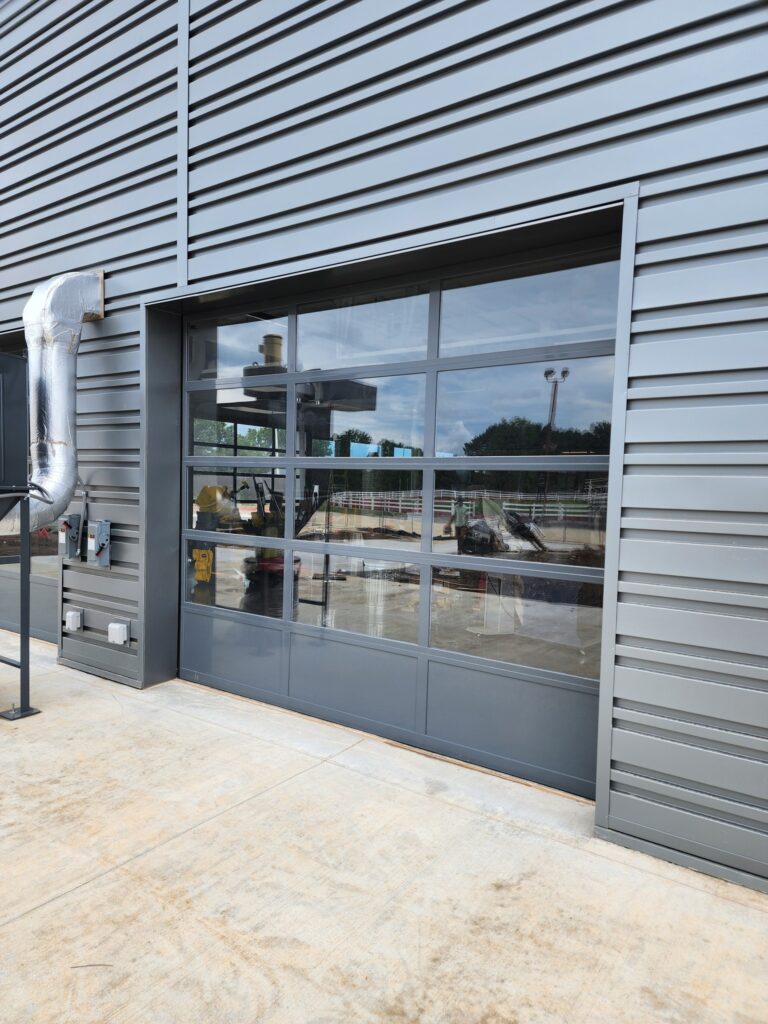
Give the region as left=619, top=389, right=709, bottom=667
left=307, top=375, right=426, bottom=450
left=435, top=357, right=614, bottom=455
left=298, top=293, right=428, bottom=370
left=191, top=316, right=288, bottom=377
left=440, top=262, right=620, bottom=356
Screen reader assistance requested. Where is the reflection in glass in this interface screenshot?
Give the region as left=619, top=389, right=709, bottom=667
left=435, top=356, right=613, bottom=457
left=190, top=385, right=287, bottom=457
left=295, top=469, right=422, bottom=548
left=295, top=553, right=419, bottom=642
left=186, top=541, right=292, bottom=618
left=440, top=259, right=620, bottom=357
left=0, top=531, right=59, bottom=579
left=297, top=289, right=428, bottom=370
left=433, top=470, right=607, bottom=567
left=190, top=467, right=286, bottom=536
left=430, top=569, right=603, bottom=678
left=296, top=375, right=425, bottom=457
left=187, top=311, right=288, bottom=380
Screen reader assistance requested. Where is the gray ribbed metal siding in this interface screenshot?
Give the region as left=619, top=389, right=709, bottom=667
left=0, top=0, right=180, bottom=682
left=0, top=0, right=766, bottom=883
left=595, top=166, right=768, bottom=883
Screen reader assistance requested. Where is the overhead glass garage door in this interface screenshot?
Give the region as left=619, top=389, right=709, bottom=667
left=180, top=240, right=620, bottom=797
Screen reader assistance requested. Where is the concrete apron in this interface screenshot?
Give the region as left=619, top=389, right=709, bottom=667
left=0, top=630, right=766, bottom=1024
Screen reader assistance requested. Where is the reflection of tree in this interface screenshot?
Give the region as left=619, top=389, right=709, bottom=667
left=335, top=428, right=372, bottom=456
left=464, top=417, right=610, bottom=456
left=378, top=438, right=424, bottom=457
left=194, top=417, right=234, bottom=454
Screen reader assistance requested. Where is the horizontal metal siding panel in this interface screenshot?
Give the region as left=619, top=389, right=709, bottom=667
left=625, top=400, right=768, bottom=442
left=636, top=180, right=768, bottom=243
left=632, top=255, right=768, bottom=311
left=619, top=538, right=768, bottom=585
left=187, top=101, right=768, bottom=282
left=60, top=636, right=138, bottom=679
left=189, top=2, right=757, bottom=190
left=608, top=793, right=768, bottom=877
left=0, top=10, right=176, bottom=145
left=621, top=473, right=768, bottom=514
left=614, top=664, right=768, bottom=728
left=0, top=138, right=176, bottom=234
left=628, top=327, right=768, bottom=377
left=189, top=37, right=767, bottom=235
left=1, top=178, right=176, bottom=255
left=611, top=729, right=768, bottom=803
left=616, top=601, right=768, bottom=659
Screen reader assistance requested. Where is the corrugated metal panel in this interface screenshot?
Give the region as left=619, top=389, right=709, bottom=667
left=602, top=156, right=768, bottom=880
left=0, top=0, right=180, bottom=682
left=184, top=0, right=766, bottom=284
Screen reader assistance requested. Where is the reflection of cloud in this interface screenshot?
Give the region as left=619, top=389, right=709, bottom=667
left=326, top=375, right=426, bottom=448
left=298, top=294, right=429, bottom=369
left=435, top=356, right=614, bottom=455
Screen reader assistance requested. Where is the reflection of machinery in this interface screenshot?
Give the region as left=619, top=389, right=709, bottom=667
left=450, top=498, right=548, bottom=557
left=240, top=552, right=300, bottom=617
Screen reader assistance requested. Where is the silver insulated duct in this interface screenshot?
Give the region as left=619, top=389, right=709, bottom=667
left=0, top=271, right=104, bottom=535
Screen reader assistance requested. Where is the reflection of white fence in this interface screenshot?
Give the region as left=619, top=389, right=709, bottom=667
left=325, top=488, right=608, bottom=521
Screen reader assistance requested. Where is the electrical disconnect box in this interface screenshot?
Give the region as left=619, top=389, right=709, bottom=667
left=86, top=519, right=111, bottom=568
left=58, top=514, right=81, bottom=558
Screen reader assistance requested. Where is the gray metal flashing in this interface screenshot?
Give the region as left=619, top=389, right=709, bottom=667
left=594, top=194, right=639, bottom=827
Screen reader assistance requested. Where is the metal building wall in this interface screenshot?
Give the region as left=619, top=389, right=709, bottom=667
left=595, top=169, right=768, bottom=885
left=0, top=0, right=181, bottom=683
left=0, top=0, right=766, bottom=882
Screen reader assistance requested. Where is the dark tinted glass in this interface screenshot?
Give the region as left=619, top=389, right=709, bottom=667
left=190, top=467, right=286, bottom=536
left=297, top=289, right=428, bottom=370
left=295, top=468, right=422, bottom=548
left=435, top=356, right=613, bottom=457
left=294, top=553, right=419, bottom=642
left=186, top=541, right=286, bottom=618
left=440, top=259, right=620, bottom=357
left=433, top=470, right=608, bottom=567
left=188, top=311, right=288, bottom=380
left=190, top=386, right=287, bottom=457
left=296, top=375, right=425, bottom=457
left=430, top=569, right=603, bottom=678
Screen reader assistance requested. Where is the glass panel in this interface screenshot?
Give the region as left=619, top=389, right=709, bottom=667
left=190, top=467, right=286, bottom=537
left=186, top=540, right=287, bottom=618
left=296, top=374, right=425, bottom=457
left=190, top=386, right=287, bottom=457
left=435, top=356, right=613, bottom=457
left=430, top=569, right=603, bottom=678
left=187, top=311, right=288, bottom=380
left=294, top=552, right=420, bottom=642
left=433, top=470, right=608, bottom=567
left=297, top=288, right=428, bottom=370
left=440, top=259, right=620, bottom=357
left=0, top=530, right=59, bottom=579
left=295, top=468, right=422, bottom=548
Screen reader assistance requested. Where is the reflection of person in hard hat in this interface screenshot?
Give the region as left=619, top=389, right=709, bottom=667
left=444, top=496, right=470, bottom=552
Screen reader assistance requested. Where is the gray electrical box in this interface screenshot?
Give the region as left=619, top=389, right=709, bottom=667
left=58, top=514, right=80, bottom=558
left=86, top=519, right=110, bottom=568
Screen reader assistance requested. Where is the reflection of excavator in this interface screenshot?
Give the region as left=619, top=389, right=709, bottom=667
left=455, top=500, right=547, bottom=557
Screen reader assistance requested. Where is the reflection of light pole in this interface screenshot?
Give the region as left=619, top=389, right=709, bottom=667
left=544, top=367, right=569, bottom=434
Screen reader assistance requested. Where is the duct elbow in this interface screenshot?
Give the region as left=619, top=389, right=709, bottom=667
left=0, top=271, right=104, bottom=536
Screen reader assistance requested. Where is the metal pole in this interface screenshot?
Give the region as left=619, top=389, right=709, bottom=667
left=19, top=496, right=30, bottom=711
left=0, top=495, right=41, bottom=720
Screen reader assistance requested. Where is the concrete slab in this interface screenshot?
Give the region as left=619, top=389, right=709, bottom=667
left=0, top=631, right=766, bottom=1023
